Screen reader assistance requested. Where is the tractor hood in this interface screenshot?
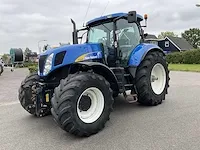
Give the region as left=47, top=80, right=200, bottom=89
left=38, top=43, right=103, bottom=76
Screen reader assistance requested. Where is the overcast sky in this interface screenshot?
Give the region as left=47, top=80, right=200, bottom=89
left=0, top=0, right=200, bottom=54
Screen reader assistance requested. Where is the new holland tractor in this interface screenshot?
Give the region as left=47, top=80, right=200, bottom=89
left=19, top=11, right=170, bottom=137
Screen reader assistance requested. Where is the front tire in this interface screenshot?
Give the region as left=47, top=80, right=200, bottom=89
left=135, top=51, right=170, bottom=106
left=18, top=73, right=51, bottom=116
left=18, top=73, right=39, bottom=115
left=51, top=72, right=114, bottom=137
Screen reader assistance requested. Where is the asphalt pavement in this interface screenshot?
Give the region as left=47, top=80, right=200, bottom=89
left=1, top=68, right=200, bottom=150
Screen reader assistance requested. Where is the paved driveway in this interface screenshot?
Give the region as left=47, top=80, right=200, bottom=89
left=0, top=68, right=200, bottom=150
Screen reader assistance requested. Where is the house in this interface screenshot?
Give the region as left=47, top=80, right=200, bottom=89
left=144, top=34, right=159, bottom=45
left=145, top=34, right=194, bottom=53
left=145, top=34, right=158, bottom=41
left=158, top=36, right=194, bottom=53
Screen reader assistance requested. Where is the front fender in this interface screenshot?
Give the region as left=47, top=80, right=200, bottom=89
left=128, top=43, right=164, bottom=66
left=74, top=62, right=119, bottom=92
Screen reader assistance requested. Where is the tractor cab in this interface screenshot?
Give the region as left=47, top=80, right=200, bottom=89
left=72, top=11, right=146, bottom=67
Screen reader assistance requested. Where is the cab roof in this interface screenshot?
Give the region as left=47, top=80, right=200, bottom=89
left=86, top=12, right=143, bottom=26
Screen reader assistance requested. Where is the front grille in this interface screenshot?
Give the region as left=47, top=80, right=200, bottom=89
left=54, top=51, right=66, bottom=66
left=39, top=55, right=48, bottom=73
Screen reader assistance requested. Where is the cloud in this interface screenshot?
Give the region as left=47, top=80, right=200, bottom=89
left=0, top=0, right=200, bottom=54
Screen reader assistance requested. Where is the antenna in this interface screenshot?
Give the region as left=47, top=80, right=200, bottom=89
left=101, top=0, right=110, bottom=16
left=83, top=0, right=93, bottom=27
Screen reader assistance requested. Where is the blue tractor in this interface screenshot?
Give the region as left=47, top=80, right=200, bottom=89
left=19, top=11, right=170, bottom=137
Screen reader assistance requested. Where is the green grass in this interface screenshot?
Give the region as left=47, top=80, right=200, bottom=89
left=168, top=64, right=200, bottom=72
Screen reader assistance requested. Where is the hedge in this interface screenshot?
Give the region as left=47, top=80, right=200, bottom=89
left=24, top=62, right=38, bottom=67
left=166, top=49, right=200, bottom=64
left=21, top=62, right=38, bottom=74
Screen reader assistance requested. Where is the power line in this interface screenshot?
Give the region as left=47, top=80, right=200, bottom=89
left=101, top=0, right=110, bottom=16
left=83, top=0, right=93, bottom=27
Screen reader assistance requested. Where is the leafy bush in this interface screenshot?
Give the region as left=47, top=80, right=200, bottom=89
left=21, top=62, right=38, bottom=73
left=166, top=49, right=200, bottom=64
left=28, top=65, right=38, bottom=74
left=24, top=62, right=37, bottom=67
left=166, top=52, right=183, bottom=64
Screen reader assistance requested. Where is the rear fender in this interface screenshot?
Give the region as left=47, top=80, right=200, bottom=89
left=128, top=43, right=165, bottom=78
left=128, top=43, right=164, bottom=67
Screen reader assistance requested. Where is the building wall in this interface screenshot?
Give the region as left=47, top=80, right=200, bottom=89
left=158, top=39, right=180, bottom=53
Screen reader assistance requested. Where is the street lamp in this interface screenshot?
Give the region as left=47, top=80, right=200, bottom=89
left=196, top=4, right=200, bottom=7
left=38, top=40, right=47, bottom=54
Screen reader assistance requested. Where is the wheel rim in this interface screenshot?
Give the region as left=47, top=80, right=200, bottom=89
left=150, top=63, right=166, bottom=95
left=77, top=87, right=104, bottom=124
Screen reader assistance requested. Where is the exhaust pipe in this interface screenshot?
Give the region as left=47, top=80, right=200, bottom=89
left=71, top=19, right=78, bottom=44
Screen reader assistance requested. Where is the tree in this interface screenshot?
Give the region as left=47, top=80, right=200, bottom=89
left=158, top=31, right=178, bottom=39
left=2, top=54, right=8, bottom=61
left=1, top=54, right=10, bottom=64
left=182, top=28, right=200, bottom=49
left=24, top=47, right=31, bottom=56
left=24, top=47, right=32, bottom=62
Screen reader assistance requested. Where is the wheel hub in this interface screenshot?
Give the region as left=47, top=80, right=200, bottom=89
left=78, top=95, right=92, bottom=111
left=77, top=87, right=105, bottom=124
left=151, top=75, right=159, bottom=82
left=150, top=63, right=166, bottom=95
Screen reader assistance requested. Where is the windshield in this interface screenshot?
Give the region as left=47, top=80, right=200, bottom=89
left=87, top=22, right=113, bottom=47
left=87, top=20, right=140, bottom=47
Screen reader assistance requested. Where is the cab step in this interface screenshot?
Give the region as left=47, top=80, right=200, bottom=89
left=125, top=94, right=138, bottom=103
left=123, top=90, right=138, bottom=103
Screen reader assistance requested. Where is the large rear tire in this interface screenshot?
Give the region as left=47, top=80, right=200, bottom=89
left=135, top=51, right=170, bottom=106
left=51, top=72, right=114, bottom=137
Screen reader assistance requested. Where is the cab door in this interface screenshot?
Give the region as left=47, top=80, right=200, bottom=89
left=116, top=19, right=141, bottom=66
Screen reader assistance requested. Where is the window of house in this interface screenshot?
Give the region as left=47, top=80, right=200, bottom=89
left=165, top=41, right=169, bottom=47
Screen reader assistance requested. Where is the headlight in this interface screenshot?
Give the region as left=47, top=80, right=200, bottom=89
left=43, top=53, right=54, bottom=75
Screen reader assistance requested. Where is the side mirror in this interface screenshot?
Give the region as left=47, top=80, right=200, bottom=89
left=127, top=11, right=137, bottom=23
